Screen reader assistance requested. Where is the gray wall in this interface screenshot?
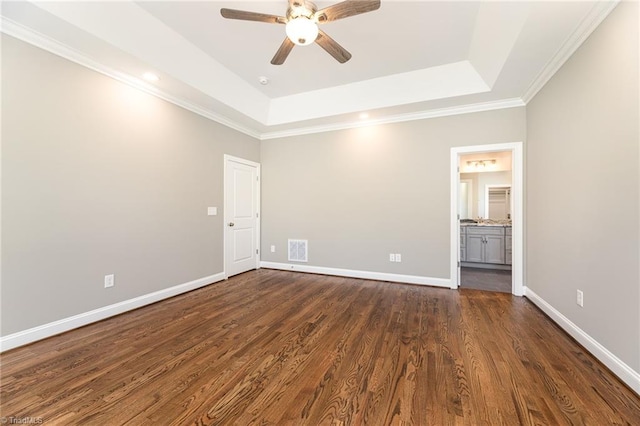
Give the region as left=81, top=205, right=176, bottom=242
left=1, top=35, right=260, bottom=335
left=526, top=1, right=639, bottom=371
left=260, top=108, right=526, bottom=278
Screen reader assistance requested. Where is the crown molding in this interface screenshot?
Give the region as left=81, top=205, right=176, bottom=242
left=0, top=17, right=262, bottom=140
left=260, top=98, right=525, bottom=140
left=5, top=14, right=571, bottom=142
left=522, top=0, right=619, bottom=104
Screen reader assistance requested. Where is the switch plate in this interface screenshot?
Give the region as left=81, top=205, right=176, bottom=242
left=270, top=245, right=276, bottom=253
left=104, top=274, right=115, bottom=288
left=207, top=207, right=217, bottom=216
left=389, top=253, right=396, bottom=262
left=396, top=253, right=402, bottom=262
left=577, top=290, right=583, bottom=307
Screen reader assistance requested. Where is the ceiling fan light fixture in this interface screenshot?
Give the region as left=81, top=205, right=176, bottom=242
left=220, top=0, right=380, bottom=64
left=286, top=17, right=318, bottom=46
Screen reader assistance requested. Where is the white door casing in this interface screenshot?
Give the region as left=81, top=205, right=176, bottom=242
left=224, top=155, right=260, bottom=278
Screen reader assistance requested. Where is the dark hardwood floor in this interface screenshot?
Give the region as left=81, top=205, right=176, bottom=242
left=1, top=269, right=639, bottom=425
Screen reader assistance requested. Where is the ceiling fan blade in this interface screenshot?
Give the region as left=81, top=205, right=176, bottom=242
left=220, top=8, right=286, bottom=24
left=315, top=29, right=352, bottom=63
left=271, top=37, right=295, bottom=65
left=315, top=0, right=380, bottom=23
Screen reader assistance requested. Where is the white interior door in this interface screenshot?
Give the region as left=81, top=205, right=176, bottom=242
left=224, top=156, right=260, bottom=277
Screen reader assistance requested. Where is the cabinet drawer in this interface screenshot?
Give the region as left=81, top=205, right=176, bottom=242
left=467, top=226, right=505, bottom=236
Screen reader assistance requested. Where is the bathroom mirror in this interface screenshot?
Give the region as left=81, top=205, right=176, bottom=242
left=485, top=185, right=511, bottom=219
left=459, top=173, right=512, bottom=220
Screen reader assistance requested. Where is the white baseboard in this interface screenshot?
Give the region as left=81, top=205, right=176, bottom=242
left=260, top=261, right=451, bottom=288
left=0, top=272, right=225, bottom=352
left=525, top=287, right=640, bottom=395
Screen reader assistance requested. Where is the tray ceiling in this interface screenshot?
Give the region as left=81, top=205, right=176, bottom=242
left=1, top=1, right=618, bottom=138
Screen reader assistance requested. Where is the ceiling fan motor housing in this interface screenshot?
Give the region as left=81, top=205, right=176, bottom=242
left=287, top=1, right=317, bottom=20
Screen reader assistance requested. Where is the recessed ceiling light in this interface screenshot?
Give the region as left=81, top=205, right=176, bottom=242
left=142, top=72, right=159, bottom=82
left=258, top=76, right=269, bottom=85
left=359, top=113, right=369, bottom=120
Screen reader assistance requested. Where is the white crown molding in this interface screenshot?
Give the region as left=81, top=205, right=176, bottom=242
left=525, top=287, right=640, bottom=395
left=260, top=261, right=451, bottom=288
left=0, top=17, right=262, bottom=140
left=0, top=272, right=225, bottom=352
left=260, top=98, right=526, bottom=140
left=522, top=0, right=620, bottom=104
left=1, top=16, right=529, bottom=142
left=8, top=0, right=613, bottom=142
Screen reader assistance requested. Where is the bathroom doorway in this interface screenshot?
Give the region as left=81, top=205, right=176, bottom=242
left=450, top=143, right=523, bottom=296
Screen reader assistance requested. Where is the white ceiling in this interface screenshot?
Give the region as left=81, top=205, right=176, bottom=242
left=1, top=1, right=618, bottom=139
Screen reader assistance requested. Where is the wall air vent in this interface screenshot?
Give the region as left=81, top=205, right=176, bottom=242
left=288, top=239, right=308, bottom=262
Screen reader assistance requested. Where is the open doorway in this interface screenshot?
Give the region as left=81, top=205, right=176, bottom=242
left=450, top=143, right=523, bottom=296
left=459, top=151, right=512, bottom=292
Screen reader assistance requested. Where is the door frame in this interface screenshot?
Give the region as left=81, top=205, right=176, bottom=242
left=450, top=142, right=524, bottom=296
left=223, top=154, right=261, bottom=279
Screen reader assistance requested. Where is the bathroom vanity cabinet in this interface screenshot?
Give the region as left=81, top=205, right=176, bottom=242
left=461, top=225, right=511, bottom=269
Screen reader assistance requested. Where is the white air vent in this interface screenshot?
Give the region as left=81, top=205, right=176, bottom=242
left=288, top=239, right=308, bottom=262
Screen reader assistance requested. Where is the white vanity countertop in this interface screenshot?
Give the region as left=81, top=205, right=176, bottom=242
left=461, top=221, right=512, bottom=227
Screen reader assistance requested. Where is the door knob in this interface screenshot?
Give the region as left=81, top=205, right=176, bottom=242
left=229, top=222, right=235, bottom=227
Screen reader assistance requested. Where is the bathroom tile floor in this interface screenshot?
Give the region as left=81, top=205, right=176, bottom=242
left=460, top=267, right=512, bottom=293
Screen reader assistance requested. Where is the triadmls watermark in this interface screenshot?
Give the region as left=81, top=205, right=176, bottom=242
left=0, top=417, right=44, bottom=424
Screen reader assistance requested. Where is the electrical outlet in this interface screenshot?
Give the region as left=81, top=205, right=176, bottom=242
left=270, top=245, right=276, bottom=253
left=104, top=274, right=115, bottom=288
left=389, top=253, right=396, bottom=262
left=396, top=253, right=402, bottom=262
left=576, top=289, right=583, bottom=307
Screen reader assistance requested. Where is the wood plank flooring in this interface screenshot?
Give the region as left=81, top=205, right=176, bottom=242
left=1, top=269, right=639, bottom=425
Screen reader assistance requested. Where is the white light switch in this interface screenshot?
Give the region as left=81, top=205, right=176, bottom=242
left=207, top=207, right=217, bottom=216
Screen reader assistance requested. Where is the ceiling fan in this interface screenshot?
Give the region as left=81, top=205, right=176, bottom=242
left=220, top=0, right=381, bottom=65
